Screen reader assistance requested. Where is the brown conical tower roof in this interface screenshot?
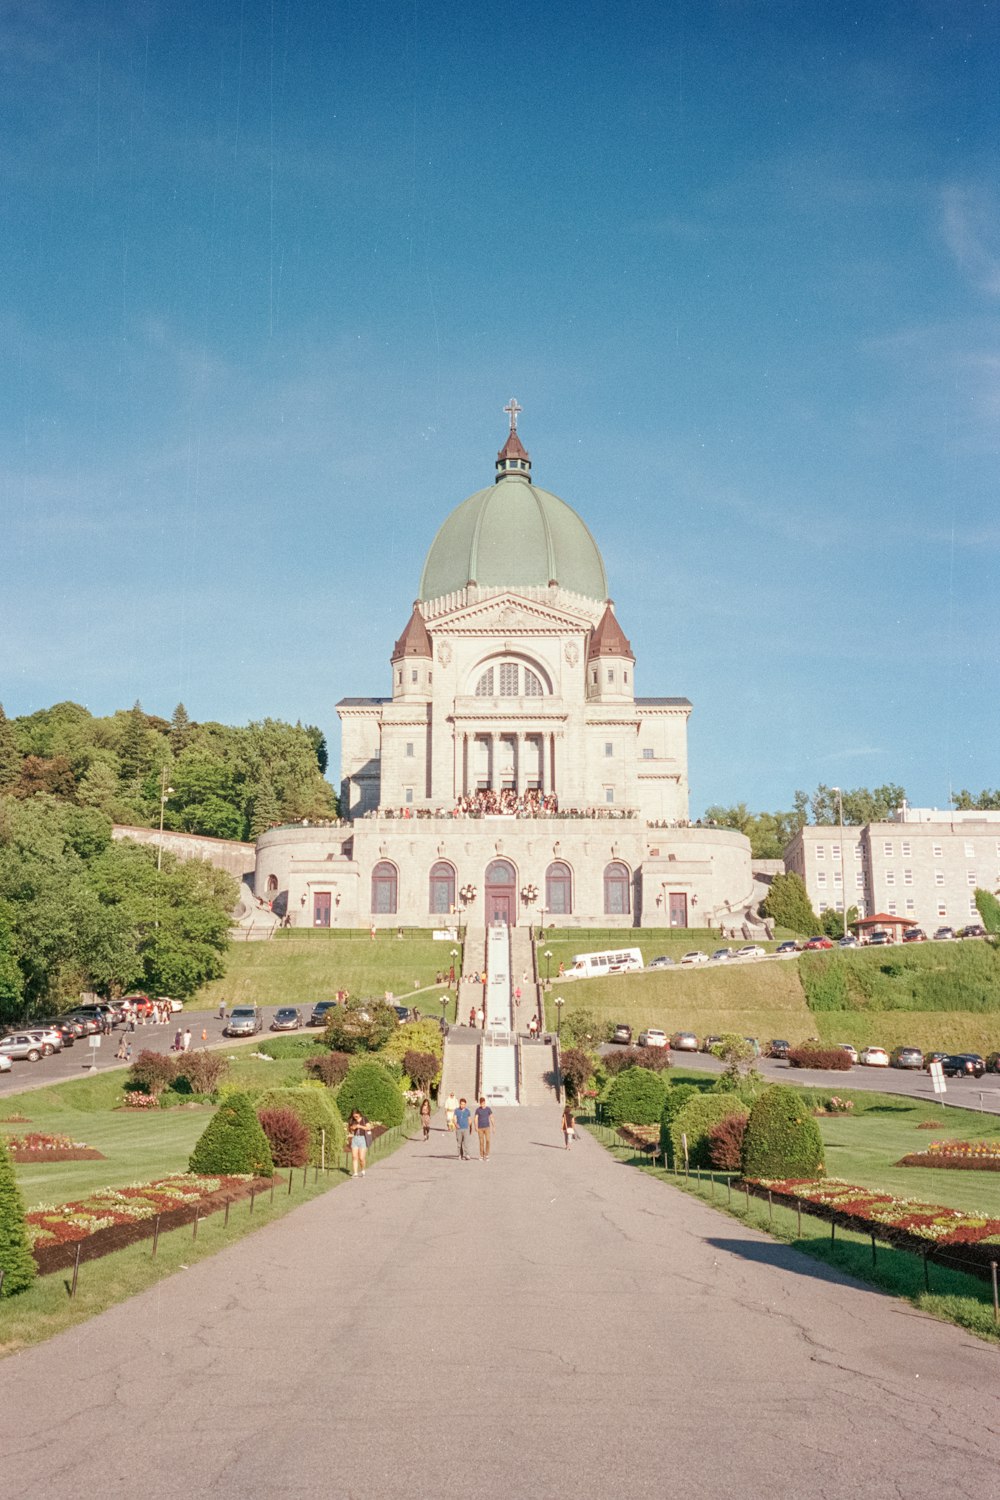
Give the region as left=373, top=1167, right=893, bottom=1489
left=391, top=602, right=433, bottom=662
left=497, top=428, right=529, bottom=463
left=588, top=602, right=634, bottom=661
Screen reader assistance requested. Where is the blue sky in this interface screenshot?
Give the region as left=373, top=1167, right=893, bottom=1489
left=3, top=0, right=998, bottom=814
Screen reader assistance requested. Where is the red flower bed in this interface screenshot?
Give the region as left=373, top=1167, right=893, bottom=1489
left=27, top=1174, right=273, bottom=1275
left=751, top=1176, right=1000, bottom=1280
left=4, top=1132, right=105, bottom=1163
left=898, top=1140, right=1000, bottom=1172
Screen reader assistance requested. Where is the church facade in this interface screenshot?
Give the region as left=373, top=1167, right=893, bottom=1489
left=254, top=409, right=753, bottom=929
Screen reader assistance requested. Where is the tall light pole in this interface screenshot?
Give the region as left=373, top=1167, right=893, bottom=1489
left=157, top=768, right=174, bottom=873
left=831, top=786, right=847, bottom=938
left=554, top=996, right=565, bottom=1037
left=544, top=949, right=552, bottom=986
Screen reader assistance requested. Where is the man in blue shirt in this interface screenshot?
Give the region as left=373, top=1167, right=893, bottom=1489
left=454, top=1098, right=473, bottom=1159
left=474, top=1097, right=494, bottom=1160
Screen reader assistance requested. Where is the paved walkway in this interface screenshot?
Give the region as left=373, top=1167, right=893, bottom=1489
left=3, top=1110, right=999, bottom=1499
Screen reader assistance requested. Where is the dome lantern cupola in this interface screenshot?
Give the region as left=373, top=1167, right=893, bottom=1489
left=495, top=397, right=531, bottom=482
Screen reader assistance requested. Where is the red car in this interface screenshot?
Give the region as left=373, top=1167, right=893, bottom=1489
left=803, top=935, right=833, bottom=950
left=902, top=928, right=926, bottom=943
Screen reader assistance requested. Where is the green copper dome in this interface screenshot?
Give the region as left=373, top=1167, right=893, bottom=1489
left=418, top=424, right=609, bottom=603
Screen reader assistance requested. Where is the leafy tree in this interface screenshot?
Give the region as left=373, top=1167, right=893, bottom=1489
left=975, top=889, right=1000, bottom=937
left=337, top=1060, right=406, bottom=1127
left=304, top=724, right=328, bottom=776
left=323, top=999, right=398, bottom=1054
left=703, top=803, right=805, bottom=859
left=954, top=789, right=1000, bottom=812
left=0, top=902, right=23, bottom=1026
left=820, top=904, right=858, bottom=939
left=403, top=1050, right=439, bottom=1093
left=249, top=773, right=280, bottom=839
left=189, top=1093, right=273, bottom=1176
left=0, top=706, right=19, bottom=792
left=381, top=1018, right=444, bottom=1069
left=118, top=701, right=152, bottom=786
left=603, top=1066, right=668, bottom=1125
left=668, top=1094, right=749, bottom=1170
left=0, top=1134, right=36, bottom=1296
left=560, top=1008, right=614, bottom=1047
left=559, top=1046, right=594, bottom=1100
left=17, top=755, right=76, bottom=799
left=77, top=758, right=128, bottom=819
left=761, top=872, right=819, bottom=936
left=170, top=703, right=193, bottom=754
left=709, top=1034, right=760, bottom=1098
left=810, top=783, right=905, bottom=826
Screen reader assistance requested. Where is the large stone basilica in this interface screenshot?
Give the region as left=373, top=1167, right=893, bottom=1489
left=255, top=407, right=752, bottom=929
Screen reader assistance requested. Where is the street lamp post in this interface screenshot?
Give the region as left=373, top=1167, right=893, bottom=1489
left=439, top=995, right=448, bottom=1027
left=450, top=948, right=458, bottom=989
left=554, top=996, right=564, bottom=1037
left=157, top=768, right=174, bottom=873
left=544, top=949, right=552, bottom=986
left=831, top=786, right=847, bottom=938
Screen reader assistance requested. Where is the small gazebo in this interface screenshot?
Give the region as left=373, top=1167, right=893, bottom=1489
left=850, top=913, right=915, bottom=944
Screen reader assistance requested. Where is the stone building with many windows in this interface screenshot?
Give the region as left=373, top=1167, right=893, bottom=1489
left=254, top=409, right=754, bottom=929
left=783, top=806, right=1000, bottom=934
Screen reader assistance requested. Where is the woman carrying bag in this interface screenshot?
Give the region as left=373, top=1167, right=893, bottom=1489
left=347, top=1108, right=370, bottom=1177
left=561, top=1102, right=576, bottom=1151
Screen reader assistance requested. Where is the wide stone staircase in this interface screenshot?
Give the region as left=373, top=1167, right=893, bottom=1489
left=519, top=1038, right=560, bottom=1105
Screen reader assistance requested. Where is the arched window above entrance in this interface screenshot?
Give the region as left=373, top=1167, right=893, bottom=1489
left=371, top=861, right=398, bottom=915
left=429, top=861, right=456, bottom=915
left=546, top=860, right=573, bottom=916
left=603, top=861, right=631, bottom=916
left=473, top=659, right=549, bottom=697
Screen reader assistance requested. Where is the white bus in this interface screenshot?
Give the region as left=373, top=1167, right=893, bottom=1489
left=566, top=947, right=644, bottom=979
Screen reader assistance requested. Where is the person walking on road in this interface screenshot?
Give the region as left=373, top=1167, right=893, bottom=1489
left=347, top=1109, right=370, bottom=1177
left=474, top=1096, right=494, bottom=1160
left=444, top=1091, right=458, bottom=1131
left=217, top=1000, right=226, bottom=1020
left=454, top=1098, right=473, bottom=1160
left=475, top=1005, right=485, bottom=1031
left=561, top=1102, right=576, bottom=1150
left=182, top=1027, right=192, bottom=1052
left=419, top=1097, right=432, bottom=1140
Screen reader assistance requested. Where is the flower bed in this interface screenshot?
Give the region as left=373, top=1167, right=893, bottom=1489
left=4, top=1132, right=106, bottom=1163
left=27, top=1174, right=272, bottom=1275
left=754, top=1177, right=1000, bottom=1279
left=814, top=1096, right=855, bottom=1115
left=898, top=1141, right=1000, bottom=1172
left=616, top=1124, right=660, bottom=1153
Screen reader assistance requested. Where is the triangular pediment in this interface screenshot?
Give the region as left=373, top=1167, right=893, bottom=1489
left=429, top=591, right=595, bottom=636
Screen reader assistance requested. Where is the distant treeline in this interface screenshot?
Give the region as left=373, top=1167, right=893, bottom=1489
left=0, top=700, right=338, bottom=842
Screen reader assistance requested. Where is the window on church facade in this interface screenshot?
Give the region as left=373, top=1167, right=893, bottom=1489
left=523, top=667, right=543, bottom=696
left=429, top=861, right=455, bottom=915
left=475, top=667, right=495, bottom=696
left=499, top=662, right=518, bottom=695
left=603, top=862, right=630, bottom=915
left=546, top=861, right=573, bottom=915
left=371, top=861, right=398, bottom=914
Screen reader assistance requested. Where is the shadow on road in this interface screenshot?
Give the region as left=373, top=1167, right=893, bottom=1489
left=706, top=1236, right=869, bottom=1290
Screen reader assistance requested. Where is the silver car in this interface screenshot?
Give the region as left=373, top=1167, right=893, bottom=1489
left=224, top=1006, right=263, bottom=1037
left=0, top=1033, right=46, bottom=1062
left=27, top=1028, right=63, bottom=1055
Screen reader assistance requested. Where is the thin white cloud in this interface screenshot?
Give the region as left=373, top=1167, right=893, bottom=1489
left=941, top=185, right=1000, bottom=298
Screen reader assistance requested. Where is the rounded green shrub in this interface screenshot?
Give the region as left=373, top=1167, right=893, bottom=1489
left=336, top=1061, right=406, bottom=1127
left=741, top=1084, right=826, bottom=1181
left=669, top=1094, right=749, bottom=1170
left=603, top=1066, right=668, bottom=1126
left=658, top=1083, right=700, bottom=1158
left=0, top=1134, right=36, bottom=1296
left=188, top=1091, right=274, bottom=1177
left=256, top=1086, right=346, bottom=1164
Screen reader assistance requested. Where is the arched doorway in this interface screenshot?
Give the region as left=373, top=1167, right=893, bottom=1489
left=485, top=859, right=517, bottom=927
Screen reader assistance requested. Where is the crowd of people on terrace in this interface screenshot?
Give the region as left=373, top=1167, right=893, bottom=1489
left=373, top=790, right=639, bottom=820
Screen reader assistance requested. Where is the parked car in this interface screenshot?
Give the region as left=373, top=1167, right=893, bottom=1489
left=680, top=950, right=709, bottom=965
left=985, top=1052, right=1000, bottom=1074
left=392, top=1005, right=412, bottom=1023
left=837, top=1043, right=858, bottom=1064
left=64, top=1012, right=101, bottom=1035
left=803, top=936, right=833, bottom=951
left=73, top=1003, right=117, bottom=1029
left=767, top=1039, right=791, bottom=1059
left=0, top=1052, right=11, bottom=1073
left=837, top=935, right=859, bottom=948
left=776, top=940, right=800, bottom=955
left=710, top=947, right=735, bottom=963
left=270, top=1007, right=302, bottom=1031
left=36, top=1018, right=76, bottom=1047
left=923, top=1051, right=948, bottom=1071
left=0, top=1033, right=46, bottom=1062
left=646, top=955, right=675, bottom=970
left=121, top=994, right=154, bottom=1017
left=958, top=924, right=986, bottom=940
left=637, top=1028, right=668, bottom=1048
left=867, top=931, right=892, bottom=946
left=669, top=1031, right=699, bottom=1051
left=26, top=1028, right=63, bottom=1056
left=224, top=1006, right=263, bottom=1037
left=890, top=1046, right=924, bottom=1069
left=859, top=1046, right=890, bottom=1067
left=735, top=944, right=765, bottom=959
left=308, top=1000, right=340, bottom=1027
left=700, top=1034, right=723, bottom=1053
left=902, top=928, right=926, bottom=943
left=942, top=1053, right=986, bottom=1078
left=933, top=927, right=956, bottom=941
left=610, top=1023, right=633, bottom=1045
left=157, top=996, right=184, bottom=1013
left=57, top=1016, right=87, bottom=1039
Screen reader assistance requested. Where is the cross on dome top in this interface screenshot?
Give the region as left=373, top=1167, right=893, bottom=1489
left=504, top=397, right=523, bottom=432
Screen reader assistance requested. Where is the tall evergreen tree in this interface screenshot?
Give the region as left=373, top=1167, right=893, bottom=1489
left=118, top=701, right=149, bottom=784
left=170, top=702, right=193, bottom=754
left=249, top=774, right=280, bottom=839
left=0, top=1133, right=36, bottom=1296
left=0, top=705, right=19, bottom=792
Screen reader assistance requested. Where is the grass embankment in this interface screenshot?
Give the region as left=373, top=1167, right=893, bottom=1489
left=538, top=927, right=792, bottom=966
left=197, top=934, right=463, bottom=1012
left=547, top=939, right=1000, bottom=1054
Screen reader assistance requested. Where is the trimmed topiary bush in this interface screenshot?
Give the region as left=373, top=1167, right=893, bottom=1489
left=188, top=1091, right=274, bottom=1177
left=604, top=1046, right=672, bottom=1077
left=658, top=1083, right=701, bottom=1157
left=127, top=1050, right=179, bottom=1097
left=304, top=1051, right=352, bottom=1088
left=741, top=1084, right=826, bottom=1181
left=174, top=1049, right=230, bottom=1095
left=0, top=1134, right=36, bottom=1295
left=336, top=1061, right=406, bottom=1128
left=403, top=1050, right=440, bottom=1093
left=559, top=1047, right=595, bottom=1100
left=707, top=1113, right=749, bottom=1171
left=258, top=1107, right=311, bottom=1168
left=255, top=1087, right=346, bottom=1164
left=669, top=1094, right=749, bottom=1170
left=603, top=1067, right=668, bottom=1126
left=787, top=1045, right=852, bottom=1071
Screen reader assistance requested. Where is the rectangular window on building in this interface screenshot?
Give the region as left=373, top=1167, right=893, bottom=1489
left=604, top=787, right=615, bottom=804
left=411, top=669, right=418, bottom=683
left=605, top=742, right=613, bottom=757
left=404, top=787, right=413, bottom=804
left=817, top=871, right=827, bottom=887
left=883, top=841, right=893, bottom=857
left=833, top=870, right=842, bottom=886
left=591, top=669, right=597, bottom=685
left=903, top=869, right=913, bottom=885
left=967, top=871, right=977, bottom=886
left=965, top=842, right=975, bottom=858
left=835, top=901, right=844, bottom=913
left=887, top=901, right=897, bottom=915
left=855, top=872, right=864, bottom=888
left=819, top=901, right=828, bottom=913
left=623, top=671, right=629, bottom=683
left=933, top=844, right=943, bottom=858
left=935, top=870, right=944, bottom=886
left=832, top=844, right=841, bottom=860
left=405, top=742, right=414, bottom=758
left=901, top=841, right=911, bottom=857
left=938, top=902, right=947, bottom=917
left=607, top=668, right=614, bottom=684
left=885, top=870, right=895, bottom=886
left=905, top=898, right=915, bottom=913
left=642, top=748, right=654, bottom=759
left=815, top=845, right=825, bottom=860
left=971, top=900, right=979, bottom=917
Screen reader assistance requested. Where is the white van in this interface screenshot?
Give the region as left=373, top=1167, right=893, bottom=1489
left=567, top=948, right=644, bottom=979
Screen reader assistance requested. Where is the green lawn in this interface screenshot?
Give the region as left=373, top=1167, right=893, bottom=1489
left=536, top=927, right=792, bottom=969
left=196, top=934, right=463, bottom=1009
left=815, top=1010, right=1000, bottom=1054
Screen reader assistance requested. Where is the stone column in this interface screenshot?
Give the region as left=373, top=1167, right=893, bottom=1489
left=515, top=733, right=523, bottom=796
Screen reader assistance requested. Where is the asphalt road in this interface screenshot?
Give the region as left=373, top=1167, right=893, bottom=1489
left=3, top=1106, right=998, bottom=1499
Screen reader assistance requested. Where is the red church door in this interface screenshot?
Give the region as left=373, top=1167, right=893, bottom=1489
left=485, top=860, right=517, bottom=927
